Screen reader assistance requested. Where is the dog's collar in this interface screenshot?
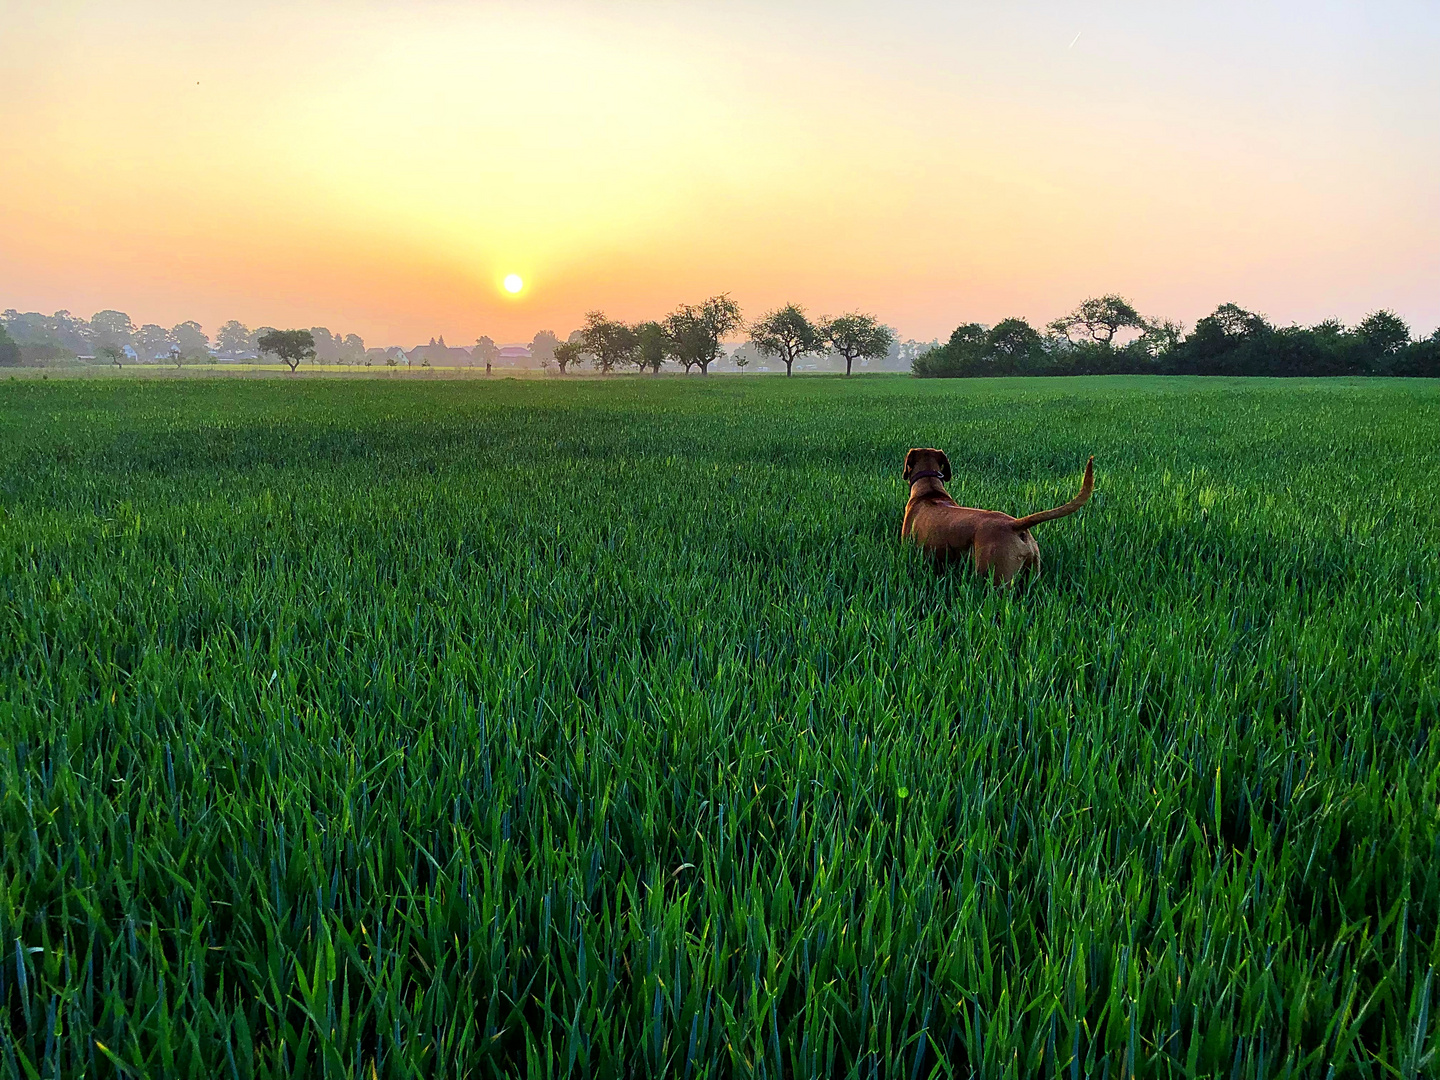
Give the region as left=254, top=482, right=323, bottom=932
left=908, top=470, right=946, bottom=483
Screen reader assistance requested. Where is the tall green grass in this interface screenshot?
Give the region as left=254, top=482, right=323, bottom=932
left=2, top=375, right=1438, bottom=1078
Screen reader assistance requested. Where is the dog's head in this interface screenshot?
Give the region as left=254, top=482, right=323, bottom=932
left=903, top=448, right=951, bottom=484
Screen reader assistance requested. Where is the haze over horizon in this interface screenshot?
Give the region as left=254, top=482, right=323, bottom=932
left=3, top=0, right=1438, bottom=346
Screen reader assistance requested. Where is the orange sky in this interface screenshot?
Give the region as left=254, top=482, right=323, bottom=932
left=2, top=1, right=1438, bottom=346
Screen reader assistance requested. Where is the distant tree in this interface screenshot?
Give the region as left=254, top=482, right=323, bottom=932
left=728, top=342, right=764, bottom=372
left=665, top=294, right=743, bottom=375
left=1166, top=304, right=1272, bottom=376
left=97, top=343, right=125, bottom=369
left=985, top=318, right=1045, bottom=371
left=216, top=320, right=251, bottom=356
left=530, top=330, right=560, bottom=368
left=135, top=324, right=169, bottom=361
left=911, top=322, right=990, bottom=377
left=553, top=340, right=583, bottom=375
left=249, top=326, right=278, bottom=353
left=41, top=310, right=90, bottom=354
left=340, top=333, right=366, bottom=364
left=89, top=310, right=136, bottom=350
left=580, top=311, right=639, bottom=374
left=634, top=320, right=671, bottom=374
left=474, top=335, right=500, bottom=375
left=1137, top=318, right=1185, bottom=359
left=310, top=327, right=339, bottom=363
left=1356, top=310, right=1411, bottom=359
left=257, top=328, right=316, bottom=372
left=1048, top=295, right=1149, bottom=346
left=170, top=320, right=210, bottom=358
left=1209, top=303, right=1266, bottom=339
left=0, top=324, right=19, bottom=366
left=822, top=312, right=894, bottom=376
left=1391, top=329, right=1440, bottom=377
left=749, top=303, right=821, bottom=377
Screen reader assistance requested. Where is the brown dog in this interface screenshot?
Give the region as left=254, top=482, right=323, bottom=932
left=901, top=449, right=1094, bottom=584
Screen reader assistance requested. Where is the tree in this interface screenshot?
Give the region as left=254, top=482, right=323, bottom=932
left=580, top=311, right=639, bottom=374
left=821, top=312, right=894, bottom=376
left=634, top=320, right=671, bottom=374
left=553, top=340, right=583, bottom=374
left=530, top=330, right=560, bottom=369
left=665, top=294, right=742, bottom=375
left=257, top=329, right=316, bottom=372
left=1356, top=310, right=1411, bottom=358
left=1391, top=330, right=1440, bottom=378
left=1166, top=304, right=1272, bottom=376
left=170, top=321, right=209, bottom=358
left=911, top=322, right=1001, bottom=378
left=1137, top=318, right=1185, bottom=359
left=1048, top=295, right=1149, bottom=346
left=135, top=324, right=170, bottom=361
left=97, top=343, right=125, bottom=369
left=733, top=351, right=749, bottom=373
left=310, top=327, right=339, bottom=363
left=749, top=303, right=821, bottom=377
left=216, top=320, right=251, bottom=356
left=473, top=335, right=500, bottom=375
left=89, top=310, right=136, bottom=350
left=340, top=334, right=366, bottom=364
left=44, top=310, right=90, bottom=354
left=985, top=318, right=1045, bottom=371
left=0, top=324, right=20, bottom=367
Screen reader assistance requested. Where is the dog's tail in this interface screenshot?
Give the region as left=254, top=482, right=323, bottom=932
left=1011, top=457, right=1094, bottom=530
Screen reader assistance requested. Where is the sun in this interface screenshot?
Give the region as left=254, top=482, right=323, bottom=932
left=503, top=274, right=524, bottom=295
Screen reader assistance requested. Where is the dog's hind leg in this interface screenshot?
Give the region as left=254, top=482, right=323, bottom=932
left=975, top=528, right=1041, bottom=587
left=973, top=533, right=1022, bottom=586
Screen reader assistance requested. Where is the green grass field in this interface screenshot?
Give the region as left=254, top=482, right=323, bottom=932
left=2, top=375, right=1438, bottom=1078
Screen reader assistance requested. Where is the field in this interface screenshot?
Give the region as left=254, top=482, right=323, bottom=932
left=2, top=374, right=1438, bottom=1078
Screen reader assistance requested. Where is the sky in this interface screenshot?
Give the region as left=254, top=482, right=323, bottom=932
left=2, top=0, right=1438, bottom=346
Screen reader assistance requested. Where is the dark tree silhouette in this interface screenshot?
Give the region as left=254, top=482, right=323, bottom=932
left=822, top=312, right=893, bottom=376
left=257, top=329, right=316, bottom=372
left=749, top=303, right=821, bottom=377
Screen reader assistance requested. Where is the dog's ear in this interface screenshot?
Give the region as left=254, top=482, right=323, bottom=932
left=937, top=451, right=951, bottom=482
left=902, top=449, right=919, bottom=481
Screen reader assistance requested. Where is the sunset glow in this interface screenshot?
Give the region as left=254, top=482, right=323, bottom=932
left=1, top=2, right=1437, bottom=346
left=504, top=275, right=525, bottom=296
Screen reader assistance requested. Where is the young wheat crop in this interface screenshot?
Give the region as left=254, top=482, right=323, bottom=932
left=1, top=375, right=1437, bottom=1077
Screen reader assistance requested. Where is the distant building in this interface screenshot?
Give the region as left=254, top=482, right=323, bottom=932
left=497, top=345, right=531, bottom=366
left=406, top=336, right=471, bottom=365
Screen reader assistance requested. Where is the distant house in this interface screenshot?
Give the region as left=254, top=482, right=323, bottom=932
left=497, top=345, right=531, bottom=367
left=406, top=336, right=472, bottom=365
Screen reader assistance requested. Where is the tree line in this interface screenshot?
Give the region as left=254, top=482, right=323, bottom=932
left=913, top=296, right=1440, bottom=378
left=0, top=309, right=383, bottom=367
left=10, top=296, right=1435, bottom=378
left=547, top=295, right=894, bottom=376
left=2, top=309, right=216, bottom=365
